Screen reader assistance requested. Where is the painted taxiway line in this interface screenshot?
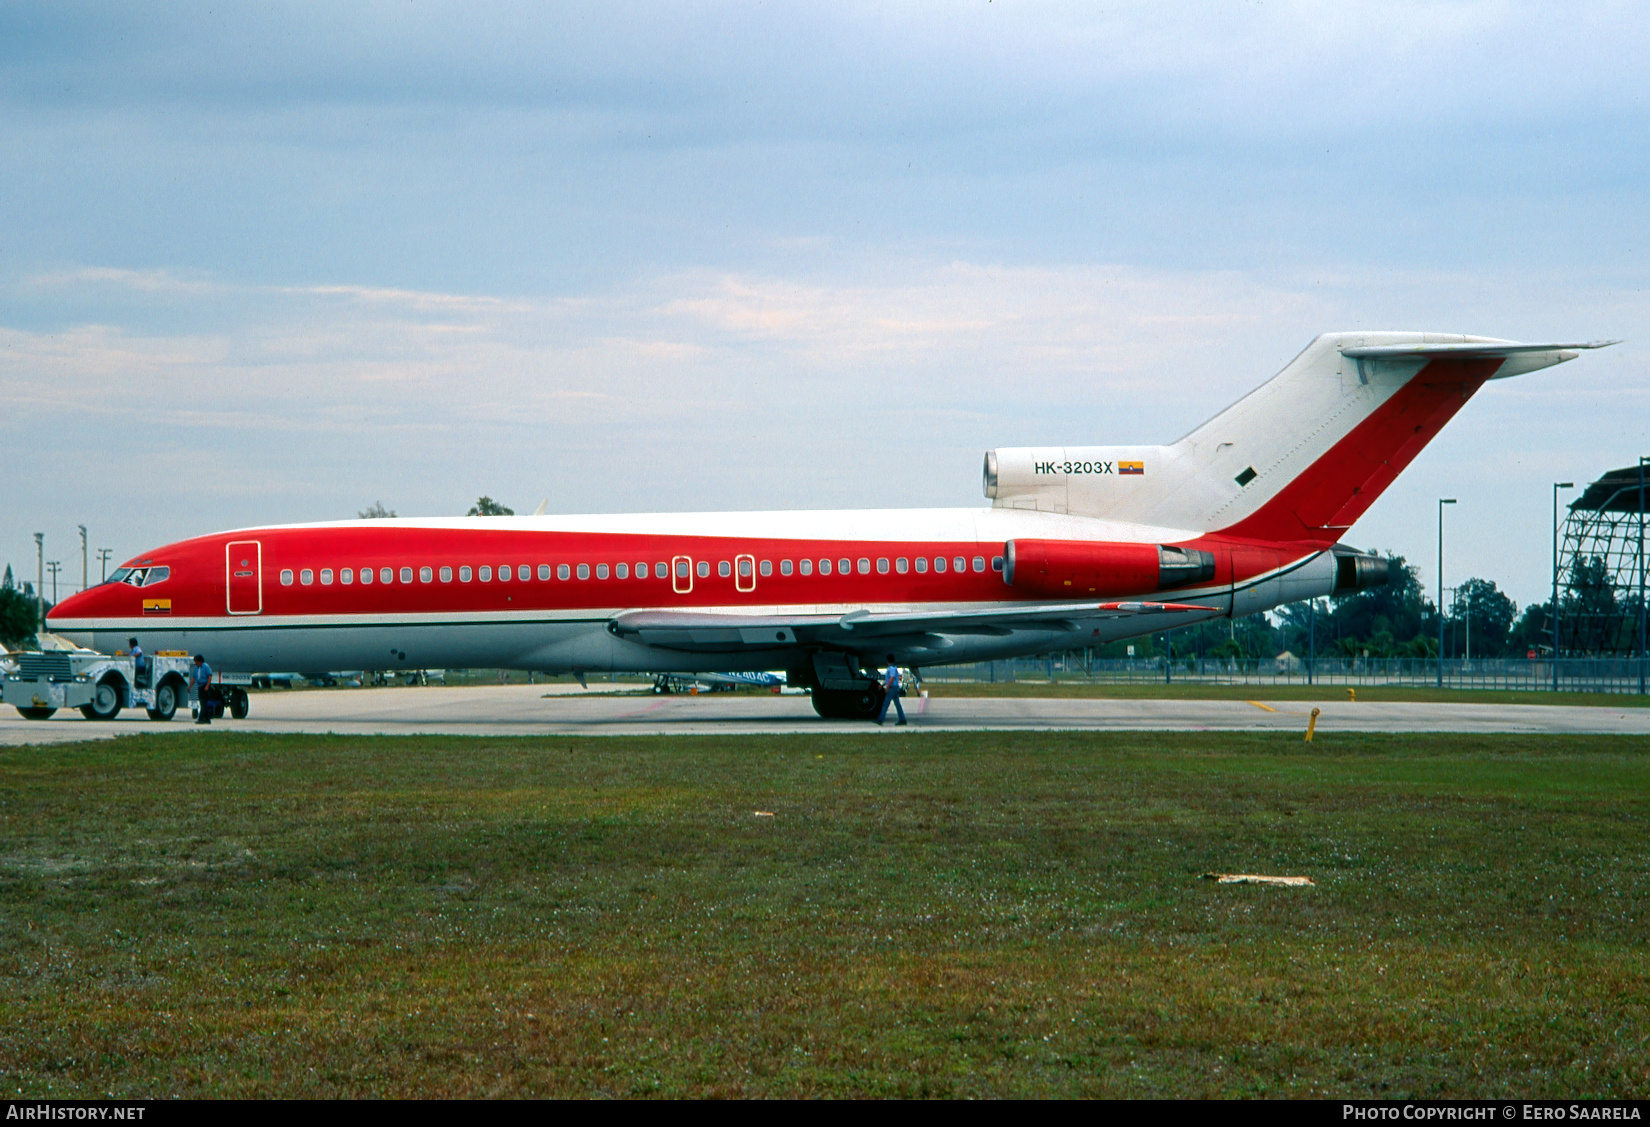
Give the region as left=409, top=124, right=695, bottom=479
left=4, top=684, right=1650, bottom=745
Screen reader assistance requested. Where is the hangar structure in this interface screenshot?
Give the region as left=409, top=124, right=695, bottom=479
left=1557, top=462, right=1650, bottom=655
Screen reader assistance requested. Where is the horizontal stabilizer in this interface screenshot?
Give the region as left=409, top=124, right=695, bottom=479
left=1339, top=340, right=1620, bottom=359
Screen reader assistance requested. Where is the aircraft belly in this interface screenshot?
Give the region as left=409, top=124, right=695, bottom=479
left=64, top=599, right=1231, bottom=679
left=79, top=620, right=595, bottom=675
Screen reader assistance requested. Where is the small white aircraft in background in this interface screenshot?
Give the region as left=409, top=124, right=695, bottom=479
left=651, top=670, right=790, bottom=694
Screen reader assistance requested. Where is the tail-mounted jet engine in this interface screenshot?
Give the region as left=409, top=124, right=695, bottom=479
left=1003, top=539, right=1216, bottom=598
left=1331, top=552, right=1389, bottom=594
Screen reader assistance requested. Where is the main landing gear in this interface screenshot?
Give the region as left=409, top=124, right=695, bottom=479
left=802, top=653, right=919, bottom=721
left=809, top=682, right=886, bottom=720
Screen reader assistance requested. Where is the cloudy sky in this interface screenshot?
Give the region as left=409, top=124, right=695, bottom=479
left=2, top=1, right=1645, bottom=607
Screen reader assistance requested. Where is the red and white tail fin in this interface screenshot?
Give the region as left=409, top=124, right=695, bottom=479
left=983, top=332, right=1616, bottom=544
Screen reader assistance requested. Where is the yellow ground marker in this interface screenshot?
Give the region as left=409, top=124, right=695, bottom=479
left=1246, top=700, right=1277, bottom=712
left=1305, top=707, right=1321, bottom=742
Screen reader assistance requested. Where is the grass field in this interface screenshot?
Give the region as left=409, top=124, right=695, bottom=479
left=2, top=730, right=1647, bottom=1098
left=921, top=681, right=1650, bottom=707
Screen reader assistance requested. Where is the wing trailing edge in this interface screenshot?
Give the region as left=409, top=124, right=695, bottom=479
left=608, top=601, right=1218, bottom=652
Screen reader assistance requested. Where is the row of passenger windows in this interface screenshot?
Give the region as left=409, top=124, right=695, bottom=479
left=276, top=555, right=1001, bottom=587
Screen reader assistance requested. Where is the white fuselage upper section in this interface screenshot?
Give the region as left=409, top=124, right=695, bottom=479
left=224, top=506, right=1203, bottom=548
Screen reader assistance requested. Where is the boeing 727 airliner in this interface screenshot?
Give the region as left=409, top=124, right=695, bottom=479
left=44, top=332, right=1616, bottom=718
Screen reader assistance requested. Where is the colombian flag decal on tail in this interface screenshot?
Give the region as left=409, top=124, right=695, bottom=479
left=142, top=598, right=171, bottom=615
left=1119, top=461, right=1145, bottom=475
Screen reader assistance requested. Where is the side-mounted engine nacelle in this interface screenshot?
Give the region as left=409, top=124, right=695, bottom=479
left=1332, top=551, right=1389, bottom=594
left=1003, top=539, right=1216, bottom=598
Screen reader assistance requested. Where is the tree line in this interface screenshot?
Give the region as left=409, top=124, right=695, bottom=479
left=1090, top=553, right=1570, bottom=662
left=0, top=565, right=42, bottom=649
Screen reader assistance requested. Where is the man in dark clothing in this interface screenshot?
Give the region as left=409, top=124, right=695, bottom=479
left=192, top=654, right=214, bottom=724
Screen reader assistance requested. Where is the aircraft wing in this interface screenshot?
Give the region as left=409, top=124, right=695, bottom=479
left=1339, top=339, right=1619, bottom=359
left=609, top=600, right=1217, bottom=652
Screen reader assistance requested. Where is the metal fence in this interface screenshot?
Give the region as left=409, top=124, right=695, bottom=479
left=922, top=654, right=1650, bottom=694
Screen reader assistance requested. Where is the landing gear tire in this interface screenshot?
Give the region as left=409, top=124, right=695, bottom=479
left=229, top=688, right=250, bottom=720
left=17, top=707, right=56, bottom=720
left=810, top=684, right=886, bottom=720
left=79, top=680, right=123, bottom=721
left=146, top=682, right=178, bottom=722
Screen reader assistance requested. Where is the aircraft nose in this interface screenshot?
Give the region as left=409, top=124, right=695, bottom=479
left=45, top=583, right=109, bottom=624
left=45, top=590, right=75, bottom=619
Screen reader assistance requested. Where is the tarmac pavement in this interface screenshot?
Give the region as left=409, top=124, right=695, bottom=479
left=4, top=683, right=1650, bottom=745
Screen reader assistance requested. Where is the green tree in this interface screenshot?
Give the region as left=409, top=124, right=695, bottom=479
left=1402, top=633, right=1438, bottom=658
left=1331, top=552, right=1430, bottom=644
left=1168, top=613, right=1278, bottom=659
left=1509, top=600, right=1552, bottom=656
left=1563, top=555, right=1621, bottom=652
left=1450, top=577, right=1517, bottom=656
left=358, top=501, right=397, bottom=519
left=467, top=496, right=514, bottom=516
left=1274, top=552, right=1435, bottom=657
left=0, top=587, right=37, bottom=648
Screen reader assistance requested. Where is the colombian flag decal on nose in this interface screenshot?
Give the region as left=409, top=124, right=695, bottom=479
left=142, top=598, right=171, bottom=615
left=1119, top=461, right=1145, bottom=475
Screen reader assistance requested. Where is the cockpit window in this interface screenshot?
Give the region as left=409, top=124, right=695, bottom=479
left=117, top=566, right=171, bottom=588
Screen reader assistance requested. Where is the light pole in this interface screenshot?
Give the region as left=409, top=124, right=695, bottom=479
left=33, top=533, right=44, bottom=632
left=1464, top=587, right=1471, bottom=662
left=1307, top=598, right=1316, bottom=686
left=1639, top=457, right=1647, bottom=695
left=78, top=525, right=88, bottom=593
left=1553, top=482, right=1574, bottom=692
left=97, top=548, right=112, bottom=583
left=1437, top=498, right=1456, bottom=688
left=46, top=561, right=61, bottom=608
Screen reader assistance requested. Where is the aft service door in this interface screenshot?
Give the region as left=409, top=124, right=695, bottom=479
left=226, top=541, right=262, bottom=614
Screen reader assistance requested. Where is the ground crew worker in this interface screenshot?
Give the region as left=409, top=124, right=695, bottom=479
left=128, top=637, right=148, bottom=688
left=876, top=654, right=907, bottom=726
left=192, top=654, right=214, bottom=724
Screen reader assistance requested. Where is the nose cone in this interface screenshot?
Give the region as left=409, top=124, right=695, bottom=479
left=45, top=580, right=141, bottom=651
left=46, top=586, right=95, bottom=624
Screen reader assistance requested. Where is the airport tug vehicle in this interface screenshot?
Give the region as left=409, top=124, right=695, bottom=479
left=2, top=648, right=251, bottom=722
